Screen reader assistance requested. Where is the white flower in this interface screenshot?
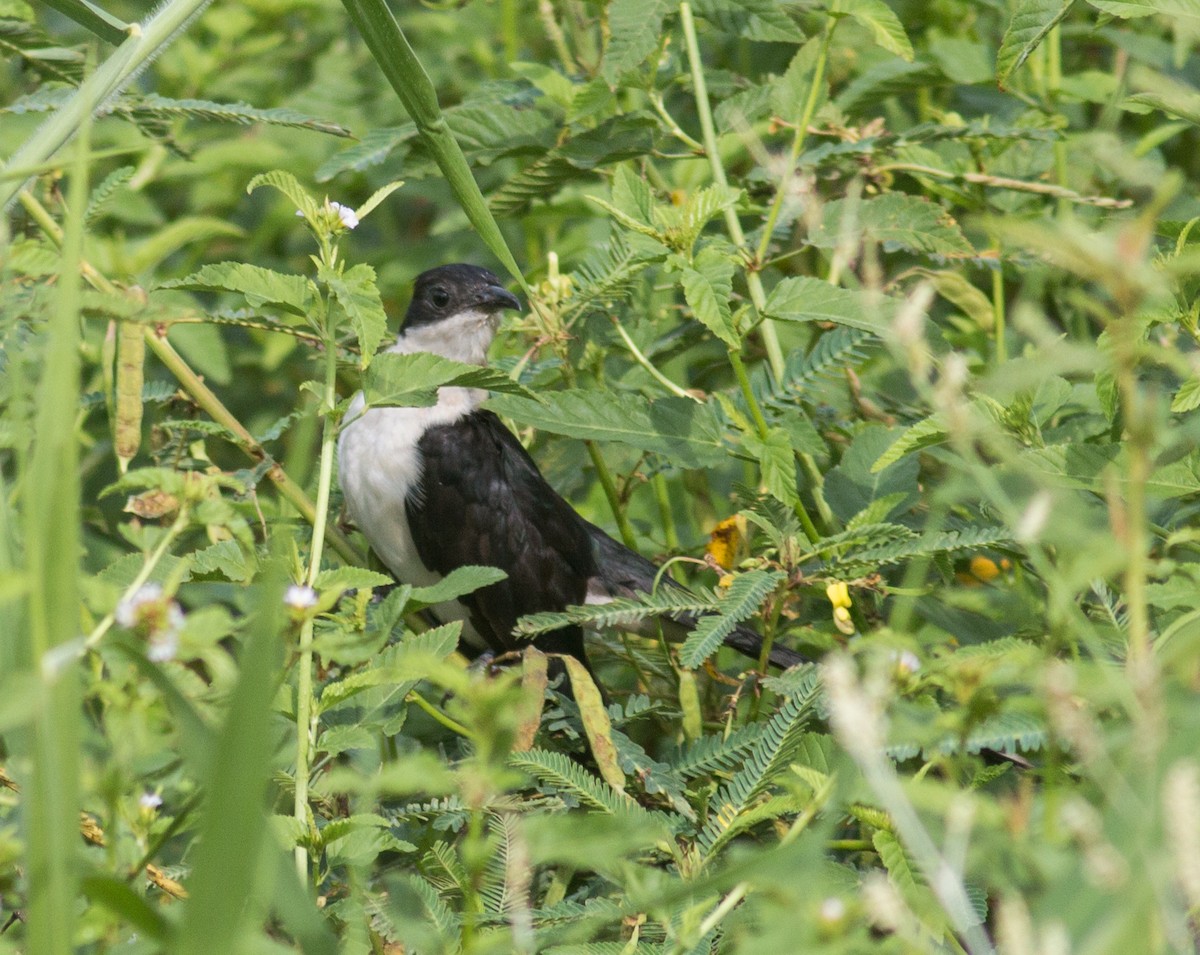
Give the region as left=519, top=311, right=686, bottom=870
left=327, top=201, right=359, bottom=229
left=115, top=583, right=184, bottom=661
left=147, top=628, right=180, bottom=663
left=284, top=584, right=319, bottom=610
left=115, top=583, right=164, bottom=628
left=892, top=649, right=921, bottom=675
left=139, top=791, right=163, bottom=810
left=819, top=897, right=846, bottom=923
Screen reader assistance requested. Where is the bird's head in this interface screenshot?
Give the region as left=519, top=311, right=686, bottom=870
left=396, top=264, right=521, bottom=365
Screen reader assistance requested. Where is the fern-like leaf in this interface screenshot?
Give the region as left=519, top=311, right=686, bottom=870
left=766, top=325, right=879, bottom=407
left=872, top=415, right=947, bottom=472
left=695, top=685, right=820, bottom=859
left=122, top=93, right=352, bottom=137
left=516, top=589, right=717, bottom=637
left=668, top=723, right=766, bottom=780
left=679, top=570, right=784, bottom=668
left=508, top=748, right=672, bottom=831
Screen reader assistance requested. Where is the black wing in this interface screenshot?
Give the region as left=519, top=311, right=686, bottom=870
left=407, top=410, right=596, bottom=659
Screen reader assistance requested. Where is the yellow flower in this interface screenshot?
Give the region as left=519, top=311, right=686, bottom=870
left=826, top=581, right=852, bottom=609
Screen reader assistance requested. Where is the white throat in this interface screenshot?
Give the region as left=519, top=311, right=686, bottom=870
left=393, top=307, right=499, bottom=365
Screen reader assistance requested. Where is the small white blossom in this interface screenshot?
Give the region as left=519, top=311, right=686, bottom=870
left=116, top=583, right=184, bottom=661
left=147, top=628, right=180, bottom=663
left=139, top=791, right=163, bottom=810
left=819, top=897, right=846, bottom=923
left=327, top=201, right=359, bottom=229
left=116, top=583, right=164, bottom=628
left=284, top=584, right=319, bottom=610
left=892, top=649, right=921, bottom=675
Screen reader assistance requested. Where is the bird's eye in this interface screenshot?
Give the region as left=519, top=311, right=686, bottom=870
left=429, top=286, right=450, bottom=308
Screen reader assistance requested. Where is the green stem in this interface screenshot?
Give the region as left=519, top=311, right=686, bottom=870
left=408, top=690, right=474, bottom=738
left=728, top=350, right=769, bottom=439
left=729, top=350, right=820, bottom=542
left=587, top=441, right=638, bottom=549
left=651, top=473, right=681, bottom=553
left=679, top=1, right=785, bottom=382
left=1115, top=318, right=1150, bottom=660
left=753, top=17, right=835, bottom=268
left=16, top=190, right=364, bottom=566
left=85, top=508, right=189, bottom=649
left=991, top=247, right=1006, bottom=364
left=611, top=317, right=698, bottom=401
left=293, top=334, right=340, bottom=883
left=0, top=0, right=214, bottom=210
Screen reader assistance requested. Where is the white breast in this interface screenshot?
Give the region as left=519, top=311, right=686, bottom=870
left=337, top=384, right=488, bottom=646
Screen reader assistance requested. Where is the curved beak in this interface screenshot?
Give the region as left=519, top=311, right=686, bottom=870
left=479, top=283, right=521, bottom=313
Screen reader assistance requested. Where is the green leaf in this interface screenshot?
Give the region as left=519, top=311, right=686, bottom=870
left=1125, top=65, right=1200, bottom=126
left=318, top=625, right=461, bottom=713
left=808, top=194, right=974, bottom=257
left=516, top=588, right=716, bottom=637
left=508, top=749, right=668, bottom=825
left=490, top=115, right=657, bottom=216
left=486, top=390, right=729, bottom=468
left=354, top=179, right=405, bottom=221
left=691, top=0, right=804, bottom=42
left=39, top=0, right=128, bottom=44
left=872, top=416, right=947, bottom=472
left=323, top=263, right=388, bottom=369
left=836, top=0, right=914, bottom=62
left=159, top=262, right=313, bottom=317
left=1086, top=0, right=1200, bottom=19
left=996, top=0, right=1074, bottom=87
left=313, top=567, right=394, bottom=593
left=763, top=276, right=897, bottom=333
left=602, top=0, right=672, bottom=83
left=681, top=248, right=738, bottom=347
left=873, top=830, right=946, bottom=930
left=363, top=352, right=536, bottom=408
left=679, top=570, right=785, bottom=668
left=191, top=540, right=256, bottom=582
left=1172, top=376, right=1200, bottom=413
left=408, top=565, right=509, bottom=607
left=609, top=163, right=655, bottom=228
left=82, top=876, right=170, bottom=942
left=742, top=427, right=799, bottom=507
left=246, top=169, right=322, bottom=221
left=696, top=684, right=819, bottom=858
left=128, top=93, right=352, bottom=137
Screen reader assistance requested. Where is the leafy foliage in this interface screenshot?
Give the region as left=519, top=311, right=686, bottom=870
left=4, top=0, right=1200, bottom=952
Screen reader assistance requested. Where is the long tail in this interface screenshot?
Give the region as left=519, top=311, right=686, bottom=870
left=586, top=525, right=808, bottom=670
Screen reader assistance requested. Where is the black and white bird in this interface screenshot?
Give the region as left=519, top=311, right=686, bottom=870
left=337, top=264, right=803, bottom=672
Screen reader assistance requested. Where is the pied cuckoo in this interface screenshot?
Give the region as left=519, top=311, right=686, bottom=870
left=337, top=264, right=803, bottom=671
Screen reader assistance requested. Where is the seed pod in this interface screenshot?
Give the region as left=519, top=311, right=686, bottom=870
left=115, top=321, right=145, bottom=473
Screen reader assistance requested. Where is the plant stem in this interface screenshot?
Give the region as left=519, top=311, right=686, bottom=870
left=0, top=0, right=215, bottom=210
left=408, top=690, right=474, bottom=738
left=991, top=247, right=1006, bottom=363
left=728, top=350, right=769, bottom=439
left=753, top=17, right=834, bottom=269
left=679, top=1, right=785, bottom=382
left=611, top=317, right=699, bottom=401
left=293, top=335, right=340, bottom=882
left=587, top=441, right=638, bottom=549
left=16, top=189, right=364, bottom=567
left=85, top=509, right=189, bottom=649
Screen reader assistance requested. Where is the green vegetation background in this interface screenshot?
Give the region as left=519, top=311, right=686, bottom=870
left=4, top=0, right=1200, bottom=952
